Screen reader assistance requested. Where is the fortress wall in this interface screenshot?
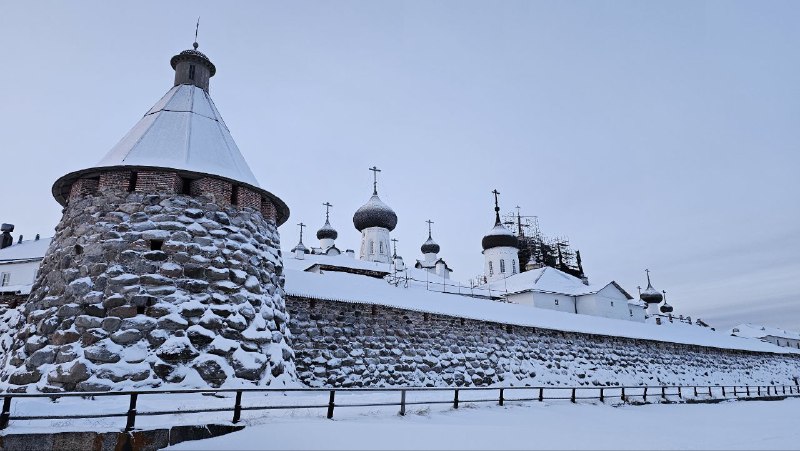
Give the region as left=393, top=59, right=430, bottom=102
left=286, top=296, right=800, bottom=388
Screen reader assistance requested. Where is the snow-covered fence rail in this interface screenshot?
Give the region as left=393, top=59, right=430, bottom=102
left=1, top=382, right=799, bottom=431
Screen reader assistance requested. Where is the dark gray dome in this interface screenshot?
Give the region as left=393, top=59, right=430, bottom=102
left=316, top=220, right=338, bottom=240
left=640, top=286, right=663, bottom=304
left=353, top=194, right=397, bottom=232
left=482, top=224, right=519, bottom=251
left=660, top=302, right=673, bottom=313
left=421, top=237, right=440, bottom=255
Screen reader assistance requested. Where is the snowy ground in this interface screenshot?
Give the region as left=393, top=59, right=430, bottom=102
left=165, top=398, right=800, bottom=450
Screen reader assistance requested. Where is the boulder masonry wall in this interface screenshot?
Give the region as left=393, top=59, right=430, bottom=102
left=287, top=296, right=800, bottom=388
left=0, top=188, right=294, bottom=392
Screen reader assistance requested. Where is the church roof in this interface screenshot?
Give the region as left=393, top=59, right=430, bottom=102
left=481, top=223, right=519, bottom=251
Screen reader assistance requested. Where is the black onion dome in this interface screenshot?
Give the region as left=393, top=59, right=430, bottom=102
left=640, top=285, right=663, bottom=304
left=660, top=303, right=673, bottom=313
left=170, top=48, right=217, bottom=76
left=481, top=224, right=519, bottom=251
left=316, top=220, right=338, bottom=240
left=353, top=194, right=398, bottom=232
left=421, top=237, right=440, bottom=255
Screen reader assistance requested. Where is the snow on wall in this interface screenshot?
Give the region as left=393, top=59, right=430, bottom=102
left=0, top=190, right=294, bottom=392
left=287, top=296, right=800, bottom=388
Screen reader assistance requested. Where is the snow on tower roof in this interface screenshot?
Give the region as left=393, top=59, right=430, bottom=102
left=51, top=50, right=289, bottom=224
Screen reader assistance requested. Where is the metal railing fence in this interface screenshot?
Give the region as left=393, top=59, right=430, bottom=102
left=1, top=382, right=797, bottom=432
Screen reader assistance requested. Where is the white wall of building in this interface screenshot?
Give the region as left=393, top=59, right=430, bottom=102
left=483, top=246, right=519, bottom=283
left=628, top=303, right=646, bottom=323
left=359, top=226, right=391, bottom=263
left=0, top=260, right=40, bottom=289
left=575, top=285, right=631, bottom=321
left=532, top=292, right=577, bottom=314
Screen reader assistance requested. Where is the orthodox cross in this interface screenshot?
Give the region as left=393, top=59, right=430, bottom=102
left=369, top=166, right=381, bottom=195
left=645, top=268, right=652, bottom=286
left=426, top=219, right=434, bottom=239
left=492, top=189, right=501, bottom=224
left=391, top=238, right=399, bottom=258
left=637, top=286, right=642, bottom=296
left=662, top=290, right=667, bottom=300
left=297, top=222, right=306, bottom=244
left=323, top=202, right=333, bottom=222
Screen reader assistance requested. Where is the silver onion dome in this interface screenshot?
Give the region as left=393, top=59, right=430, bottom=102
left=316, top=220, right=338, bottom=240
left=421, top=237, right=440, bottom=254
left=639, top=270, right=663, bottom=304
left=353, top=194, right=398, bottom=232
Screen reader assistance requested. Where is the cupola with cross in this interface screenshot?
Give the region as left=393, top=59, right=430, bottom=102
left=482, top=190, right=520, bottom=282
left=353, top=166, right=397, bottom=263
left=316, top=202, right=340, bottom=255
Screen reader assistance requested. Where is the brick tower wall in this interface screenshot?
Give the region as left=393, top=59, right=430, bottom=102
left=1, top=177, right=293, bottom=392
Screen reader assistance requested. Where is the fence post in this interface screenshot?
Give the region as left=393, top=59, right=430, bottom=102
left=621, top=387, right=626, bottom=402
left=600, top=388, right=604, bottom=403
left=757, top=386, right=761, bottom=397
left=733, top=386, right=737, bottom=397
left=661, top=386, right=666, bottom=401
left=400, top=390, right=406, bottom=416
left=453, top=389, right=459, bottom=409
left=722, top=386, right=726, bottom=397
left=0, top=396, right=11, bottom=430
left=677, top=386, right=682, bottom=399
left=746, top=386, right=750, bottom=397
left=538, top=388, right=543, bottom=402
left=783, top=386, right=786, bottom=395
left=570, top=388, right=576, bottom=404
left=708, top=387, right=712, bottom=397
left=327, top=390, right=336, bottom=419
left=693, top=386, right=697, bottom=398
left=125, top=393, right=138, bottom=432
left=643, top=387, right=647, bottom=403
left=499, top=389, right=505, bottom=406
left=232, top=390, right=243, bottom=424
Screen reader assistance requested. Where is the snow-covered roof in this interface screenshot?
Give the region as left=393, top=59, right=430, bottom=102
left=486, top=266, right=631, bottom=299
left=50, top=84, right=289, bottom=224
left=0, top=238, right=51, bottom=263
left=731, top=323, right=800, bottom=341
left=98, top=84, right=259, bottom=186
left=284, top=252, right=393, bottom=274
left=282, top=268, right=798, bottom=355
left=481, top=223, right=518, bottom=250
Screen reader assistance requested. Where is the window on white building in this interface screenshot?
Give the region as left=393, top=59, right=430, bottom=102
left=488, top=261, right=494, bottom=276
left=500, top=259, right=506, bottom=274
left=512, top=260, right=517, bottom=274
left=611, top=301, right=614, bottom=307
left=554, top=299, right=559, bottom=306
left=379, top=242, right=384, bottom=254
left=369, top=241, right=374, bottom=254
left=0, top=273, right=9, bottom=287
left=629, top=309, right=633, bottom=317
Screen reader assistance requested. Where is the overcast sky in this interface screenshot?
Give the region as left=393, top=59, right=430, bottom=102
left=0, top=1, right=798, bottom=331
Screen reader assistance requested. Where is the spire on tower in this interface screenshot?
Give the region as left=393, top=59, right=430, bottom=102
left=194, top=17, right=200, bottom=49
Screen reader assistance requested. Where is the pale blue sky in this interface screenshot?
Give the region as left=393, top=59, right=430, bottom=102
left=0, top=1, right=798, bottom=330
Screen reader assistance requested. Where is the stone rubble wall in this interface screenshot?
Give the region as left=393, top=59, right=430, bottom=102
left=287, top=296, right=800, bottom=388
left=0, top=190, right=295, bottom=392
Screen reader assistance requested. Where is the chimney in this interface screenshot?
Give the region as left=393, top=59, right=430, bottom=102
left=18, top=235, right=23, bottom=244
left=0, top=224, right=14, bottom=249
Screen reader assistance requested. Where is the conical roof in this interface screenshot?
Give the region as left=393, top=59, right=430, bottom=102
left=51, top=49, right=289, bottom=225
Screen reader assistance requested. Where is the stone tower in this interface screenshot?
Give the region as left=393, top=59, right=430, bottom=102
left=0, top=43, right=295, bottom=392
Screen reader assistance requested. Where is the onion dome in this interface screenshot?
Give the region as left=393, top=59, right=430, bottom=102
left=316, top=220, right=338, bottom=240
left=660, top=302, right=673, bottom=314
left=421, top=237, right=440, bottom=255
left=482, top=224, right=519, bottom=250
left=482, top=189, right=519, bottom=251
left=639, top=270, right=663, bottom=304
left=353, top=194, right=398, bottom=232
